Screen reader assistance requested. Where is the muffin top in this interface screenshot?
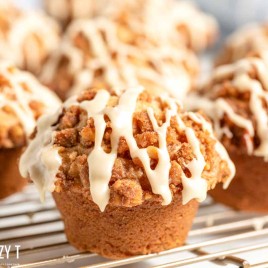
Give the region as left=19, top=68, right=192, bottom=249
left=44, top=0, right=218, bottom=52
left=0, top=62, right=61, bottom=149
left=20, top=86, right=234, bottom=212
left=0, top=1, right=60, bottom=74
left=216, top=23, right=268, bottom=66
left=103, top=0, right=218, bottom=52
left=41, top=17, right=199, bottom=100
left=187, top=55, right=268, bottom=160
left=44, top=0, right=103, bottom=25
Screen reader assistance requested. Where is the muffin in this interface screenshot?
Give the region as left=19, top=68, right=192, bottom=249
left=186, top=56, right=268, bottom=212
left=0, top=1, right=60, bottom=75
left=44, top=0, right=105, bottom=26
left=44, top=0, right=218, bottom=52
left=20, top=86, right=234, bottom=259
left=0, top=62, right=61, bottom=199
left=40, top=17, right=199, bottom=101
left=216, top=22, right=268, bottom=66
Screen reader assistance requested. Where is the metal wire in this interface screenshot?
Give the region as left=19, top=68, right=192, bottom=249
left=0, top=186, right=268, bottom=268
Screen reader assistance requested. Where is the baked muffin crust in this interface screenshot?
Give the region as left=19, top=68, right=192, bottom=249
left=187, top=56, right=268, bottom=160
left=216, top=23, right=268, bottom=66
left=41, top=18, right=199, bottom=100
left=44, top=0, right=218, bottom=52
left=0, top=0, right=60, bottom=74
left=20, top=86, right=234, bottom=211
left=0, top=62, right=61, bottom=149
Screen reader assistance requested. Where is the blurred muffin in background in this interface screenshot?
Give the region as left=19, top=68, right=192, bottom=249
left=186, top=55, right=268, bottom=212
left=40, top=18, right=199, bottom=101
left=0, top=0, right=60, bottom=75
left=44, top=0, right=218, bottom=52
left=216, top=22, right=268, bottom=66
left=0, top=62, right=61, bottom=199
left=20, top=85, right=234, bottom=258
left=44, top=0, right=104, bottom=26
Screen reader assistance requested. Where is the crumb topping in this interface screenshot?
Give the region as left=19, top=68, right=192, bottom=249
left=0, top=63, right=61, bottom=148
left=187, top=56, right=268, bottom=159
left=20, top=86, right=234, bottom=211
left=41, top=17, right=199, bottom=101
left=216, top=23, right=268, bottom=66
left=0, top=1, right=60, bottom=74
left=45, top=0, right=218, bottom=51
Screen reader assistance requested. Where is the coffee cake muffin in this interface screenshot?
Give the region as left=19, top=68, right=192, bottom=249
left=216, top=23, right=268, bottom=66
left=0, top=1, right=60, bottom=75
left=0, top=62, right=61, bottom=199
left=20, top=86, right=234, bottom=258
left=41, top=17, right=199, bottom=101
left=44, top=0, right=104, bottom=26
left=186, top=56, right=268, bottom=212
left=44, top=0, right=218, bottom=52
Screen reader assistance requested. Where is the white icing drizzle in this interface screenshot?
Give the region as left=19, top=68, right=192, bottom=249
left=45, top=0, right=105, bottom=21
left=0, top=62, right=61, bottom=138
left=45, top=0, right=217, bottom=52
left=45, top=0, right=69, bottom=21
left=9, top=11, right=60, bottom=72
left=181, top=127, right=207, bottom=204
left=216, top=99, right=254, bottom=137
left=187, top=112, right=236, bottom=189
left=19, top=112, right=62, bottom=201
left=41, top=17, right=198, bottom=100
left=81, top=91, right=113, bottom=212
left=222, top=23, right=268, bottom=63
left=234, top=60, right=268, bottom=159
left=19, top=95, right=77, bottom=200
left=166, top=1, right=218, bottom=51
left=87, top=89, right=210, bottom=209
left=187, top=94, right=254, bottom=139
left=186, top=57, right=268, bottom=161
left=20, top=86, right=232, bottom=211
left=108, top=0, right=217, bottom=51
left=0, top=6, right=60, bottom=73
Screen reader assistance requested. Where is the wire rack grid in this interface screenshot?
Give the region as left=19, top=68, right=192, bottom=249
left=0, top=185, right=268, bottom=268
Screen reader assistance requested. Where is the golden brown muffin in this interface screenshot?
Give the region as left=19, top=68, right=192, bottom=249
left=40, top=17, right=199, bottom=101
left=44, top=0, right=218, bottom=52
left=216, top=23, right=268, bottom=66
left=0, top=0, right=60, bottom=75
left=44, top=0, right=103, bottom=26
left=0, top=62, right=61, bottom=199
left=186, top=56, right=268, bottom=212
left=20, top=86, right=234, bottom=259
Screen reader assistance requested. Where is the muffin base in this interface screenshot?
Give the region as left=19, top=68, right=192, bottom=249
left=0, top=148, right=27, bottom=199
left=210, top=152, right=268, bottom=212
left=53, top=185, right=198, bottom=259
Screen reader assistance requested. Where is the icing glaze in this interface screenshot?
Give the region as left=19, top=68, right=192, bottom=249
left=0, top=4, right=60, bottom=73
left=45, top=0, right=105, bottom=21
left=8, top=11, right=60, bottom=72
left=45, top=0, right=217, bottom=51
left=19, top=112, right=62, bottom=201
left=20, top=87, right=233, bottom=211
left=187, top=112, right=235, bottom=189
left=181, top=127, right=207, bottom=204
left=0, top=62, right=61, bottom=138
left=41, top=17, right=198, bottom=100
left=186, top=57, right=268, bottom=161
left=220, top=23, right=268, bottom=63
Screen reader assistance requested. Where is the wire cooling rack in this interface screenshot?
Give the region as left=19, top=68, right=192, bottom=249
left=0, top=185, right=268, bottom=268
